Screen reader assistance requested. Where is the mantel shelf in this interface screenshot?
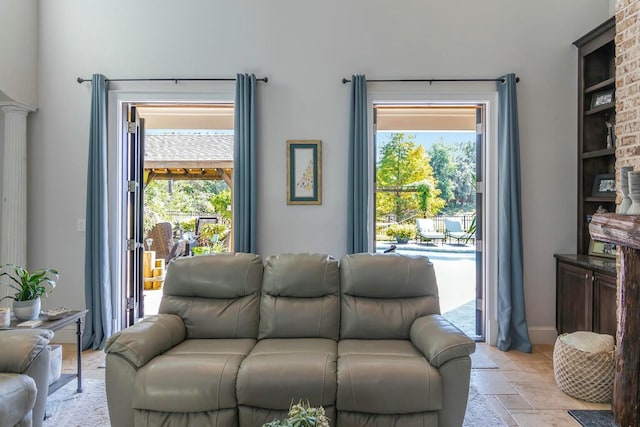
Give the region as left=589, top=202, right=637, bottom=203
left=589, top=213, right=640, bottom=250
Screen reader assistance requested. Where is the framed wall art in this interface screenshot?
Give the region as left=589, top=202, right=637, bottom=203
left=286, top=140, right=322, bottom=205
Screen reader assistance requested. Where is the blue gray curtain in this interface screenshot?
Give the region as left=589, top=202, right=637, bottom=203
left=233, top=73, right=257, bottom=253
left=83, top=74, right=112, bottom=350
left=497, top=74, right=531, bottom=353
left=347, top=75, right=368, bottom=254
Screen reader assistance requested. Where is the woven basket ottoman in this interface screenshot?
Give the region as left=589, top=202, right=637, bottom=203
left=553, top=331, right=615, bottom=403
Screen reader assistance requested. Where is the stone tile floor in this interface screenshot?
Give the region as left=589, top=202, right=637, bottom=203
left=61, top=341, right=608, bottom=426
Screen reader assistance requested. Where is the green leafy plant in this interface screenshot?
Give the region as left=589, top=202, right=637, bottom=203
left=0, top=264, right=58, bottom=301
left=199, top=223, right=229, bottom=245
left=263, top=401, right=330, bottom=427
left=385, top=223, right=415, bottom=240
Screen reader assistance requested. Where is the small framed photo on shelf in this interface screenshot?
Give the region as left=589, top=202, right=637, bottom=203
left=590, top=89, right=614, bottom=109
left=588, top=239, right=616, bottom=259
left=591, top=173, right=616, bottom=197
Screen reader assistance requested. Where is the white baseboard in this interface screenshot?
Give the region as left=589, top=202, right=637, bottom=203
left=528, top=327, right=557, bottom=345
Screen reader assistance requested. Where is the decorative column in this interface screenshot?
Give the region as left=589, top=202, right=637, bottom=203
left=1, top=105, right=32, bottom=268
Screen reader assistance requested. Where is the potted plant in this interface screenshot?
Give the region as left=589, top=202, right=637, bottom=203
left=263, top=401, right=330, bottom=427
left=0, top=264, right=58, bottom=321
left=386, top=223, right=415, bottom=244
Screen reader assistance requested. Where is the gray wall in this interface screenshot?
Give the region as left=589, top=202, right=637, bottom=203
left=30, top=0, right=610, bottom=342
left=0, top=0, right=38, bottom=106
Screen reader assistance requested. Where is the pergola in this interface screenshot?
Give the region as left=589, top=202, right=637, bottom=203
left=144, top=133, right=233, bottom=188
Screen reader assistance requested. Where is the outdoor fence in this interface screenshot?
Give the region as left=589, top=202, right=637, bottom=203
left=377, top=214, right=475, bottom=240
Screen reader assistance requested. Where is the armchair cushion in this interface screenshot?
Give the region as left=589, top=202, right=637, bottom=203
left=0, top=329, right=53, bottom=373
left=0, top=373, right=36, bottom=427
left=410, top=314, right=476, bottom=368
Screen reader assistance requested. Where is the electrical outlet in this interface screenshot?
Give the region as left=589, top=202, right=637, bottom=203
left=77, top=219, right=86, bottom=232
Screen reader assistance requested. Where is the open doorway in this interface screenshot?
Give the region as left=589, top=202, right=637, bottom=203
left=120, top=103, right=235, bottom=322
left=373, top=104, right=484, bottom=340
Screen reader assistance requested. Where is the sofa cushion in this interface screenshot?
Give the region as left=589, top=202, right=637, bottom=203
left=237, top=338, right=337, bottom=409
left=340, top=253, right=440, bottom=339
left=0, top=373, right=36, bottom=427
left=259, top=253, right=340, bottom=340
left=159, top=253, right=263, bottom=338
left=337, top=339, right=442, bottom=414
left=133, top=338, right=255, bottom=412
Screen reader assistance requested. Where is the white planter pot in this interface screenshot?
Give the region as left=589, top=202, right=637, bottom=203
left=13, top=297, right=41, bottom=321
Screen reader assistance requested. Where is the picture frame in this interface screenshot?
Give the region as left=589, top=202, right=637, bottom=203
left=588, top=239, right=616, bottom=259
left=591, top=173, right=616, bottom=197
left=590, top=89, right=614, bottom=109
left=287, top=140, right=322, bottom=205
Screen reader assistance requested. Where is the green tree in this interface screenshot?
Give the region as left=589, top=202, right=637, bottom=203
left=376, top=133, right=444, bottom=222
left=210, top=188, right=232, bottom=222
left=428, top=142, right=456, bottom=204
left=451, top=141, right=476, bottom=210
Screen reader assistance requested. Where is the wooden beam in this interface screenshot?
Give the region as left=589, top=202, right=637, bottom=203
left=589, top=212, right=640, bottom=426
left=589, top=213, right=640, bottom=250
left=614, top=246, right=640, bottom=427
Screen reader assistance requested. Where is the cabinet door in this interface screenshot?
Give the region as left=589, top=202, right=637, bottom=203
left=594, top=272, right=617, bottom=337
left=557, top=261, right=593, bottom=334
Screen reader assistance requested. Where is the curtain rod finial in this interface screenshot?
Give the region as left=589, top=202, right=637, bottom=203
left=77, top=77, right=85, bottom=83
left=342, top=78, right=349, bottom=84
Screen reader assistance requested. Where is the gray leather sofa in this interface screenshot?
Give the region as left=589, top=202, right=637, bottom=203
left=105, top=252, right=475, bottom=427
left=0, top=329, right=53, bottom=427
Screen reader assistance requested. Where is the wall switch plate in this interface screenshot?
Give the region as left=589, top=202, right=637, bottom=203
left=77, top=219, right=86, bottom=232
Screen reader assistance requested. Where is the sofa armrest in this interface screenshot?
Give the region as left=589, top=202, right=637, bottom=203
left=410, top=314, right=475, bottom=368
left=0, top=329, right=54, bottom=373
left=105, top=314, right=185, bottom=368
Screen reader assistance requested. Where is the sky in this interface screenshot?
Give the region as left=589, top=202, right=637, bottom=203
left=377, top=131, right=475, bottom=156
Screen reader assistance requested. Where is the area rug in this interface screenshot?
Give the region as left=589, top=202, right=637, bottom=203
left=44, top=378, right=110, bottom=427
left=464, top=386, right=506, bottom=426
left=568, top=410, right=617, bottom=427
left=470, top=351, right=498, bottom=369
left=42, top=378, right=503, bottom=426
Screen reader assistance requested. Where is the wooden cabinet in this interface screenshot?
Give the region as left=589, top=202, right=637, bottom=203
left=574, top=17, right=616, bottom=254
left=555, top=19, right=618, bottom=338
left=556, top=255, right=616, bottom=336
left=593, top=271, right=617, bottom=336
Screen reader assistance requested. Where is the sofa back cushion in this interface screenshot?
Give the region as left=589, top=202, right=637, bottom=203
left=259, top=253, right=340, bottom=340
left=159, top=253, right=263, bottom=339
left=340, top=253, right=440, bottom=339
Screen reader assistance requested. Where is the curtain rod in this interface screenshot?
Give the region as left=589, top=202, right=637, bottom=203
left=341, top=77, right=519, bottom=84
left=76, top=76, right=268, bottom=84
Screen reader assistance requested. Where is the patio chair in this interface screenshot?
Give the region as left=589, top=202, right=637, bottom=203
left=416, top=218, right=445, bottom=244
left=444, top=218, right=475, bottom=245
left=148, top=222, right=187, bottom=263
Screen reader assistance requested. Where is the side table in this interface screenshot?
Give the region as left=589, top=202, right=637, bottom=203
left=7, top=309, right=89, bottom=394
